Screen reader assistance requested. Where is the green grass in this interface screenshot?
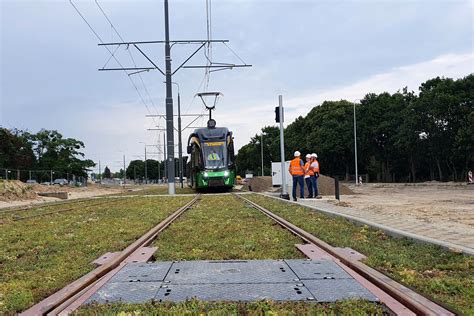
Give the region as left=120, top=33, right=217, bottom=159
left=76, top=194, right=386, bottom=314
left=245, top=194, right=474, bottom=315
left=153, top=195, right=304, bottom=260
left=115, top=186, right=195, bottom=196
left=76, top=299, right=387, bottom=315
left=0, top=196, right=193, bottom=314
left=0, top=198, right=119, bottom=221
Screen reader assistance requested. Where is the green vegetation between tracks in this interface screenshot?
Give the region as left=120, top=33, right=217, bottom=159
left=76, top=299, right=386, bottom=315
left=114, top=186, right=195, bottom=196
left=153, top=195, right=303, bottom=260
left=0, top=196, right=193, bottom=314
left=245, top=194, right=474, bottom=315
left=79, top=195, right=386, bottom=315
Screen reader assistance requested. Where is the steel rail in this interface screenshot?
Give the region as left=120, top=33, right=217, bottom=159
left=21, top=194, right=200, bottom=316
left=234, top=194, right=455, bottom=316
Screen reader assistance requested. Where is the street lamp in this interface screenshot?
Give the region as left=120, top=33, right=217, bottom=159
left=118, top=150, right=126, bottom=186
left=260, top=132, right=266, bottom=176
left=138, top=142, right=148, bottom=184
left=353, top=99, right=361, bottom=185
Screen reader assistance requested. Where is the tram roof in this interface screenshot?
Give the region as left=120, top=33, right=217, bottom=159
left=193, top=127, right=230, bottom=141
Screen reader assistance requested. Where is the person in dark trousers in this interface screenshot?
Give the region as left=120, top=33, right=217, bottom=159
left=289, top=151, right=305, bottom=201
left=311, top=153, right=322, bottom=199
left=304, top=154, right=314, bottom=198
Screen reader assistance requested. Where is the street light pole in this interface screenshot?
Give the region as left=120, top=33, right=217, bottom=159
left=139, top=142, right=148, bottom=184
left=98, top=160, right=102, bottom=184
left=144, top=146, right=147, bottom=184
left=123, top=154, right=126, bottom=185
left=278, top=95, right=289, bottom=199
left=171, top=82, right=183, bottom=188
left=260, top=133, right=264, bottom=176
left=353, top=99, right=360, bottom=185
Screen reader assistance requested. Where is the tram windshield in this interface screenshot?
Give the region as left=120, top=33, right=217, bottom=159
left=202, top=141, right=226, bottom=169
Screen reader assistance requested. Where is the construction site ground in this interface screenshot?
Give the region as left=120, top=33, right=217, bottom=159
left=294, top=182, right=473, bottom=252
left=0, top=181, right=126, bottom=209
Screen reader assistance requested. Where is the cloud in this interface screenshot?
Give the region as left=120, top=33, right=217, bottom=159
left=222, top=52, right=473, bottom=152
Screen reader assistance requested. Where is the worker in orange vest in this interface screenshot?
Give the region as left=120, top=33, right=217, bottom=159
left=304, top=154, right=314, bottom=198
left=311, top=153, right=321, bottom=199
left=288, top=151, right=305, bottom=201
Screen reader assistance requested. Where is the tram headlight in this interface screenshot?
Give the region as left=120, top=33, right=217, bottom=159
left=224, top=171, right=229, bottom=178
left=203, top=172, right=209, bottom=178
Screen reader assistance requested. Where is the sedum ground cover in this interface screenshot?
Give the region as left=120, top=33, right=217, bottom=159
left=79, top=194, right=387, bottom=315
left=153, top=195, right=304, bottom=260
left=0, top=196, right=193, bottom=314
left=245, top=194, right=473, bottom=315
left=76, top=299, right=386, bottom=315
left=115, top=186, right=195, bottom=196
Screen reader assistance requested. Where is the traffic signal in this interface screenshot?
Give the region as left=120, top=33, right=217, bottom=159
left=275, top=106, right=284, bottom=123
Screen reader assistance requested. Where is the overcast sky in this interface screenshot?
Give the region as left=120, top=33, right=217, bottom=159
left=1, top=0, right=473, bottom=172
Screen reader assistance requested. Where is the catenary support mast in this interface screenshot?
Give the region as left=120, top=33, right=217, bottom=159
left=164, top=0, right=175, bottom=194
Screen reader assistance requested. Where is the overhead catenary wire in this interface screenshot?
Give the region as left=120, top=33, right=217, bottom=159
left=204, top=0, right=213, bottom=91
left=94, top=0, right=161, bottom=128
left=199, top=0, right=214, bottom=127
left=69, top=0, right=160, bottom=128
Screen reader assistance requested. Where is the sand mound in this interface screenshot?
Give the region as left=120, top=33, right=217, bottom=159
left=246, top=177, right=273, bottom=192
left=0, top=180, right=38, bottom=201
left=317, top=175, right=354, bottom=195
left=246, top=175, right=353, bottom=195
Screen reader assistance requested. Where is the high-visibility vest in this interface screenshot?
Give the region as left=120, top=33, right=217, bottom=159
left=289, top=158, right=304, bottom=176
left=311, top=160, right=320, bottom=173
left=304, top=161, right=314, bottom=176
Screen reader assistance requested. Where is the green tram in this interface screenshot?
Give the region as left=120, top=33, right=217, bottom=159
left=186, top=125, right=236, bottom=190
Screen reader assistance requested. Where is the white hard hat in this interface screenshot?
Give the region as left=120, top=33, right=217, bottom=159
left=306, top=154, right=311, bottom=159
left=311, top=153, right=318, bottom=158
left=294, top=151, right=301, bottom=157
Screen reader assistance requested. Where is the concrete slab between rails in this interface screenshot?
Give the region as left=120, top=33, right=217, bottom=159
left=86, top=259, right=377, bottom=304
left=257, top=193, right=474, bottom=256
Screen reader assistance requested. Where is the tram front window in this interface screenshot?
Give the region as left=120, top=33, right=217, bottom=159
left=203, top=142, right=226, bottom=169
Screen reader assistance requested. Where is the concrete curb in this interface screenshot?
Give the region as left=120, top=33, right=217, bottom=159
left=257, top=192, right=474, bottom=256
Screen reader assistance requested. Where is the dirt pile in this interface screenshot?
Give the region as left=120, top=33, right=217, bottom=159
left=32, top=184, right=75, bottom=193
left=246, top=176, right=274, bottom=192
left=0, top=180, right=38, bottom=201
left=317, top=175, right=354, bottom=195
left=245, top=175, right=353, bottom=195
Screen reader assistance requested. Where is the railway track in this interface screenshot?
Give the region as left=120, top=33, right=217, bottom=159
left=21, top=193, right=455, bottom=315
left=233, top=193, right=455, bottom=316
left=21, top=194, right=201, bottom=316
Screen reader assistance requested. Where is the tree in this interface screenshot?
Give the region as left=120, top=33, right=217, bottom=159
left=0, top=128, right=94, bottom=181
left=235, top=75, right=474, bottom=182
left=0, top=128, right=36, bottom=173
left=103, top=166, right=111, bottom=179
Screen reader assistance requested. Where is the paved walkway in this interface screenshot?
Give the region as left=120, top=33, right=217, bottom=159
left=264, top=194, right=474, bottom=255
